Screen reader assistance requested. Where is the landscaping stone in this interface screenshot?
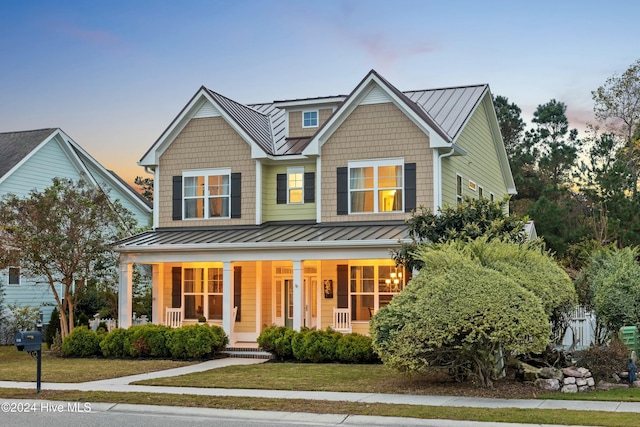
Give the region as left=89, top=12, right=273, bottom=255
left=562, top=368, right=583, bottom=378
left=576, top=378, right=587, bottom=386
left=520, top=362, right=541, bottom=382
left=597, top=381, right=630, bottom=391
left=633, top=380, right=640, bottom=388
left=563, top=376, right=576, bottom=385
left=578, top=385, right=590, bottom=392
left=534, top=378, right=560, bottom=391
left=586, top=377, right=595, bottom=387
left=578, top=367, right=591, bottom=377
left=539, top=367, right=563, bottom=380
left=561, top=384, right=578, bottom=393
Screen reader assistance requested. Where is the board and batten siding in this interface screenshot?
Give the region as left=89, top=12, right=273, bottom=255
left=261, top=163, right=316, bottom=222
left=441, top=96, right=509, bottom=207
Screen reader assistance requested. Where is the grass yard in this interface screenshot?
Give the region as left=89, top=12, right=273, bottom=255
left=0, top=388, right=636, bottom=427
left=0, top=345, right=195, bottom=383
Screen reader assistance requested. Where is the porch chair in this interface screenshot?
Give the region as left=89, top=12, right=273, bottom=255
left=332, top=308, right=352, bottom=334
left=165, top=307, right=182, bottom=328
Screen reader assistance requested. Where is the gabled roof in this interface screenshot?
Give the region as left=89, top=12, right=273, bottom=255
left=0, top=128, right=57, bottom=178
left=0, top=128, right=151, bottom=214
left=140, top=70, right=498, bottom=161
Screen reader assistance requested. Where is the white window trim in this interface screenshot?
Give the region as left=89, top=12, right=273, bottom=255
left=348, top=263, right=406, bottom=323
left=182, top=264, right=224, bottom=322
left=468, top=180, right=477, bottom=191
left=456, top=174, right=463, bottom=204
left=287, top=167, right=304, bottom=204
left=302, top=110, right=319, bottom=128
left=490, top=192, right=495, bottom=202
left=182, top=168, right=231, bottom=220
left=478, top=185, right=484, bottom=199
left=348, top=158, right=404, bottom=214
left=7, top=266, right=20, bottom=286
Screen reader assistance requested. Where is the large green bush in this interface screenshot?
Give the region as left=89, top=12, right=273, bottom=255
left=291, top=329, right=341, bottom=363
left=128, top=325, right=172, bottom=358
left=257, top=326, right=296, bottom=361
left=100, top=328, right=130, bottom=358
left=336, top=333, right=379, bottom=364
left=166, top=324, right=227, bottom=359
left=61, top=326, right=101, bottom=357
left=372, top=243, right=551, bottom=388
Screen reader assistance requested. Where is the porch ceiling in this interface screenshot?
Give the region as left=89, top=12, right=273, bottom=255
left=114, top=221, right=410, bottom=252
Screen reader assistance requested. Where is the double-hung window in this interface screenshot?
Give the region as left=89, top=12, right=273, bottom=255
left=349, top=159, right=403, bottom=213
left=8, top=267, right=20, bottom=286
left=183, top=266, right=223, bottom=321
left=302, top=110, right=318, bottom=128
left=287, top=167, right=304, bottom=204
left=456, top=174, right=463, bottom=204
left=183, top=169, right=230, bottom=219
left=350, top=265, right=407, bottom=321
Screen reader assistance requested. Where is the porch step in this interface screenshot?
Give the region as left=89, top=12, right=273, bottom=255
left=222, top=346, right=275, bottom=360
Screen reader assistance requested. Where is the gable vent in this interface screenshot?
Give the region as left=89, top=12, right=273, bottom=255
left=360, top=86, right=391, bottom=105
left=193, top=100, right=220, bottom=118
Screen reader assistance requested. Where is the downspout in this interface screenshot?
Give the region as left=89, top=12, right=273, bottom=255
left=435, top=147, right=456, bottom=210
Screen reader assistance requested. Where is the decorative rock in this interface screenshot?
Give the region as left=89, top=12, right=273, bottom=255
left=578, top=367, right=591, bottom=378
left=576, top=378, right=587, bottom=386
left=520, top=362, right=541, bottom=382
left=540, top=367, right=563, bottom=380
left=563, top=376, right=576, bottom=385
left=562, top=368, right=583, bottom=378
left=633, top=380, right=640, bottom=388
left=612, top=373, right=621, bottom=382
left=535, top=378, right=561, bottom=391
left=562, top=384, right=578, bottom=393
left=578, top=385, right=591, bottom=392
left=586, top=377, right=595, bottom=387
left=620, top=371, right=629, bottom=379
left=597, top=381, right=630, bottom=391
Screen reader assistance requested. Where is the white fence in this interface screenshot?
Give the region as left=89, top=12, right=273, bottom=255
left=560, top=305, right=598, bottom=350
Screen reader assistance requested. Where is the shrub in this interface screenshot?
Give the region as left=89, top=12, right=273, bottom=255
left=128, top=325, right=171, bottom=358
left=77, top=312, right=90, bottom=328
left=210, top=324, right=229, bottom=352
left=291, top=328, right=341, bottom=363
left=166, top=324, right=221, bottom=359
left=575, top=339, right=630, bottom=382
left=336, top=333, right=379, bottom=364
left=61, top=326, right=101, bottom=357
left=257, top=326, right=296, bottom=361
left=100, top=328, right=131, bottom=358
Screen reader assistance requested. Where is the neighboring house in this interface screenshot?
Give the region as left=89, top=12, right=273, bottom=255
left=0, top=128, right=152, bottom=322
left=115, top=70, right=516, bottom=343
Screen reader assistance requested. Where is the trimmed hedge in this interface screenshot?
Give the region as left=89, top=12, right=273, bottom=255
left=258, top=326, right=379, bottom=364
left=166, top=324, right=228, bottom=359
left=61, top=326, right=101, bottom=357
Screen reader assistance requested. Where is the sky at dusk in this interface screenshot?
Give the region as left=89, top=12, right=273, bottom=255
left=1, top=0, right=638, bottom=186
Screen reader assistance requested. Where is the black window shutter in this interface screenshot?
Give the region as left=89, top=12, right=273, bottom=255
left=234, top=266, right=242, bottom=322
left=337, top=167, right=348, bottom=215
left=337, top=264, right=349, bottom=309
left=172, top=176, right=182, bottom=220
left=231, top=172, right=241, bottom=218
left=171, top=267, right=182, bottom=308
left=304, top=172, right=315, bottom=203
left=276, top=173, right=286, bottom=204
left=404, top=163, right=416, bottom=212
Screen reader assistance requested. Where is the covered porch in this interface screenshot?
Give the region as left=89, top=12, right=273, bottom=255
left=115, top=221, right=410, bottom=344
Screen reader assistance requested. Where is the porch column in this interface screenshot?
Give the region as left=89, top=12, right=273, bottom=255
left=118, top=260, right=133, bottom=329
left=292, top=259, right=303, bottom=331
left=151, top=264, right=163, bottom=324
left=222, top=261, right=232, bottom=339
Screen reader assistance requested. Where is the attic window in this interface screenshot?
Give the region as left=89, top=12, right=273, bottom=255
left=303, top=111, right=318, bottom=128
left=468, top=180, right=477, bottom=191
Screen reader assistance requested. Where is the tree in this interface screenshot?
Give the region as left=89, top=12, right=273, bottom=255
left=575, top=246, right=640, bottom=340
left=372, top=240, right=557, bottom=388
left=592, top=58, right=640, bottom=197
left=493, top=95, right=525, bottom=160
left=134, top=176, right=154, bottom=204
left=392, top=196, right=529, bottom=271
left=0, top=178, right=137, bottom=339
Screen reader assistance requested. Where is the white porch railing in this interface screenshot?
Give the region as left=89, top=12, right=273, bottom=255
left=332, top=308, right=352, bottom=333
left=165, top=308, right=182, bottom=328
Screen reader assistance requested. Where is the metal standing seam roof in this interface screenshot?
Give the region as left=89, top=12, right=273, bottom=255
left=115, top=222, right=410, bottom=251
left=219, top=83, right=487, bottom=156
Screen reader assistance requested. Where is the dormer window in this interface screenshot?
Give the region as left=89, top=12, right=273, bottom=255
left=303, top=110, right=318, bottom=128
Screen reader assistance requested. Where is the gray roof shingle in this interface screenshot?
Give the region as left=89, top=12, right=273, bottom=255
left=0, top=128, right=57, bottom=178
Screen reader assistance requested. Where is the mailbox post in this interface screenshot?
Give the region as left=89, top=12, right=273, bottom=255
left=14, top=330, right=43, bottom=393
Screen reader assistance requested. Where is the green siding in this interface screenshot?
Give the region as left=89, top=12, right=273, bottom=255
left=441, top=96, right=509, bottom=207
left=262, top=163, right=316, bottom=222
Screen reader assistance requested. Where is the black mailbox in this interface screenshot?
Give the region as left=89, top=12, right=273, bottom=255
left=15, top=331, right=42, bottom=352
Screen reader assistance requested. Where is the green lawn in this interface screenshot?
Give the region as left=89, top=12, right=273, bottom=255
left=0, top=345, right=195, bottom=383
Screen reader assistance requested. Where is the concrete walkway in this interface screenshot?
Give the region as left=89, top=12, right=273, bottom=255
left=1, top=357, right=639, bottom=419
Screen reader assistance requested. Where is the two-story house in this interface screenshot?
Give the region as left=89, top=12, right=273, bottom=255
left=115, top=70, right=516, bottom=344
left=0, top=128, right=152, bottom=323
